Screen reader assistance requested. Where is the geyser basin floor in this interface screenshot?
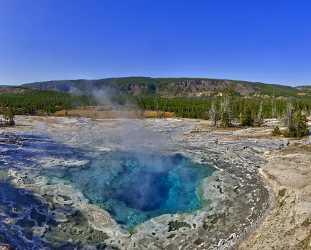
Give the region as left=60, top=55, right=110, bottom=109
left=42, top=151, right=215, bottom=228
left=0, top=117, right=288, bottom=249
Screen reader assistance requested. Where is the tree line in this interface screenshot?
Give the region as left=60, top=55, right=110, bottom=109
left=135, top=95, right=310, bottom=137
left=136, top=95, right=311, bottom=119
left=0, top=90, right=309, bottom=137
left=0, top=90, right=92, bottom=115
left=0, top=90, right=93, bottom=126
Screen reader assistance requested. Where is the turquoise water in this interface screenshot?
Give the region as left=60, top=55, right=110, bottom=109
left=43, top=151, right=214, bottom=228
left=0, top=132, right=215, bottom=249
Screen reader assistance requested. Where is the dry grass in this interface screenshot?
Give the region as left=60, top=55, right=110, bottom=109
left=143, top=110, right=175, bottom=118
left=54, top=107, right=175, bottom=119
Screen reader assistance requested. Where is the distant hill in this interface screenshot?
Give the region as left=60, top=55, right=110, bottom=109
left=16, top=77, right=311, bottom=97
left=297, top=85, right=311, bottom=89
left=0, top=86, right=29, bottom=94
left=297, top=85, right=311, bottom=91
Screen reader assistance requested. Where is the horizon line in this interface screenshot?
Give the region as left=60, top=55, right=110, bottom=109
left=1, top=75, right=311, bottom=88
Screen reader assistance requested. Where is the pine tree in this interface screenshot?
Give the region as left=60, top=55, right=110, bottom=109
left=220, top=95, right=232, bottom=127
left=294, top=111, right=309, bottom=137
left=284, top=109, right=309, bottom=138
left=285, top=102, right=294, bottom=128
left=3, top=107, right=15, bottom=126
left=209, top=101, right=219, bottom=126
left=240, top=106, right=254, bottom=126
left=271, top=94, right=277, bottom=118
left=256, top=101, right=264, bottom=126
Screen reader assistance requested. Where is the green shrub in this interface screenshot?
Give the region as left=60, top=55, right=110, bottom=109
left=240, top=107, right=254, bottom=126
left=272, top=126, right=282, bottom=136
left=1, top=107, right=15, bottom=126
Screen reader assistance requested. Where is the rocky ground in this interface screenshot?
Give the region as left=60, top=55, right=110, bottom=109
left=1, top=116, right=309, bottom=249
left=239, top=142, right=311, bottom=250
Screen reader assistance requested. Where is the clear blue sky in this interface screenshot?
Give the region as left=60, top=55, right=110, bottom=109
left=0, top=0, right=310, bottom=86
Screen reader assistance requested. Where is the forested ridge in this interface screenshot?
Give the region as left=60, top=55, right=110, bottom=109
left=22, top=77, right=311, bottom=97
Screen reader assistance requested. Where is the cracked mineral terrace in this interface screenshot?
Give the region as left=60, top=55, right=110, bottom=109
left=0, top=116, right=290, bottom=249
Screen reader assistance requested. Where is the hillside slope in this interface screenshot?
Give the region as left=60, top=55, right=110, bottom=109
left=0, top=86, right=29, bottom=94
left=21, top=77, right=308, bottom=97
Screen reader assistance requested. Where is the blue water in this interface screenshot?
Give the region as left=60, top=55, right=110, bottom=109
left=43, top=152, right=214, bottom=228
left=0, top=132, right=215, bottom=248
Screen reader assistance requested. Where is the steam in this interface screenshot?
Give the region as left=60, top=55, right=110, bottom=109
left=35, top=86, right=172, bottom=154
left=86, top=87, right=168, bottom=151
left=92, top=88, right=116, bottom=107
left=29, top=86, right=177, bottom=214
left=68, top=86, right=83, bottom=96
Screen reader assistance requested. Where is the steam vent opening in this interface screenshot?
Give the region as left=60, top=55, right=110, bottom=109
left=43, top=151, right=215, bottom=228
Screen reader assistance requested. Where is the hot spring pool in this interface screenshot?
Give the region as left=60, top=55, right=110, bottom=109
left=42, top=151, right=215, bottom=228
left=0, top=133, right=215, bottom=230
